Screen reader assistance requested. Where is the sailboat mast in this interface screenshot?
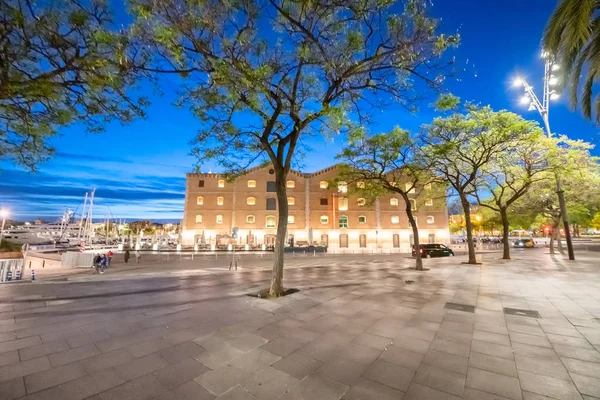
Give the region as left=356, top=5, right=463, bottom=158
left=78, top=193, right=88, bottom=241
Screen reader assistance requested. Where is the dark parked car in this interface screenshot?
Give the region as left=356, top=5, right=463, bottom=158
left=412, top=244, right=455, bottom=258
left=513, top=238, right=535, bottom=248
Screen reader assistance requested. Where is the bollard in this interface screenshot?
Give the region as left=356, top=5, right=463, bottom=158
left=29, top=261, right=32, bottom=269
left=31, top=270, right=35, bottom=281
left=6, top=271, right=12, bottom=281
left=15, top=270, right=21, bottom=281
left=313, top=250, right=316, bottom=257
left=42, top=260, right=45, bottom=268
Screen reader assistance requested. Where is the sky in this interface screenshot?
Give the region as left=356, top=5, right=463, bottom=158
left=1, top=0, right=598, bottom=222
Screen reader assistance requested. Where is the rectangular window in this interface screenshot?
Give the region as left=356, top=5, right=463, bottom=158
left=216, top=215, right=223, bottom=224
left=288, top=215, right=295, bottom=224
left=247, top=197, right=256, bottom=205
left=198, top=180, right=204, bottom=188
left=247, top=180, right=256, bottom=188
left=196, top=196, right=204, bottom=205
left=391, top=216, right=400, bottom=224
left=410, top=199, right=417, bottom=211
left=338, top=181, right=348, bottom=193
left=405, top=183, right=415, bottom=193
left=266, top=216, right=276, bottom=228
left=195, top=215, right=202, bottom=223
left=246, top=215, right=255, bottom=224
left=338, top=197, right=348, bottom=211
left=320, top=215, right=329, bottom=224
left=217, top=196, right=224, bottom=206
left=320, top=198, right=328, bottom=206
left=266, top=198, right=276, bottom=210
left=266, top=181, right=276, bottom=192
left=425, top=199, right=433, bottom=206
left=390, top=198, right=398, bottom=206
left=358, top=216, right=366, bottom=224
left=427, top=216, right=435, bottom=224
left=288, top=197, right=295, bottom=205
left=338, top=216, right=348, bottom=229
left=320, top=181, right=328, bottom=189
left=286, top=180, right=295, bottom=188
left=218, top=180, right=225, bottom=188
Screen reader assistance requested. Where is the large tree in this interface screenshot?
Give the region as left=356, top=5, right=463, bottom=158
left=337, top=127, right=443, bottom=271
left=473, top=127, right=552, bottom=259
left=543, top=0, right=600, bottom=121
left=0, top=0, right=146, bottom=170
left=132, top=0, right=457, bottom=296
left=420, top=106, right=536, bottom=264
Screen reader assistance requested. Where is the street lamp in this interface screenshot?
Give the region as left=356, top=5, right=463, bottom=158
left=0, top=209, right=8, bottom=248
left=512, top=52, right=575, bottom=260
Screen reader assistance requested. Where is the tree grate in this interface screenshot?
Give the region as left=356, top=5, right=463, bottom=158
left=503, top=308, right=542, bottom=319
left=444, top=302, right=475, bottom=313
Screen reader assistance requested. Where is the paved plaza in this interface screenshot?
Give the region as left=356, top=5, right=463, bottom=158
left=0, top=249, right=599, bottom=399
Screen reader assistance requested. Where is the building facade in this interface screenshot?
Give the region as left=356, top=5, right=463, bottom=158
left=182, top=164, right=450, bottom=252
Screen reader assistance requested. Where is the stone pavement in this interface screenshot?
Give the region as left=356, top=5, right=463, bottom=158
left=0, top=249, right=599, bottom=399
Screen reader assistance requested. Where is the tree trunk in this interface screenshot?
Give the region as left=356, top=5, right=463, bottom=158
left=549, top=227, right=555, bottom=254
left=269, top=171, right=289, bottom=297
left=500, top=208, right=510, bottom=260
left=557, top=223, right=563, bottom=253
left=460, top=194, right=477, bottom=264
left=403, top=194, right=423, bottom=271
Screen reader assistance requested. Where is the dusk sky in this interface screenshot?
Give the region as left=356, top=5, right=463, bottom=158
left=1, top=0, right=598, bottom=222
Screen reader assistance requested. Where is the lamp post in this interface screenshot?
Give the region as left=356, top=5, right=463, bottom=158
left=513, top=51, right=575, bottom=260
left=0, top=209, right=8, bottom=248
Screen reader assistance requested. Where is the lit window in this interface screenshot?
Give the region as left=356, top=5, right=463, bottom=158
left=247, top=180, right=256, bottom=188
left=425, top=199, right=433, bottom=206
left=390, top=182, right=398, bottom=187
left=427, top=216, right=435, bottom=224
left=218, top=180, right=225, bottom=188
left=196, top=196, right=204, bottom=205
left=246, top=215, right=255, bottom=224
left=216, top=215, right=223, bottom=224
left=247, top=197, right=256, bottom=205
left=338, top=215, right=348, bottom=228
left=357, top=198, right=366, bottom=207
left=390, top=198, right=399, bottom=206
left=286, top=180, right=295, bottom=188
left=391, top=216, right=400, bottom=224
left=405, top=183, right=415, bottom=193
left=358, top=216, right=366, bottom=224
left=288, top=215, right=295, bottom=224
left=217, top=196, right=224, bottom=206
left=266, top=216, right=276, bottom=228
left=288, top=197, right=295, bottom=205
left=410, top=199, right=417, bottom=211
left=424, top=183, right=432, bottom=190
left=357, top=181, right=365, bottom=189
left=320, top=215, right=329, bottom=224
left=320, top=181, right=328, bottom=189
left=338, top=197, right=348, bottom=211
left=195, top=215, right=202, bottom=223
left=338, top=181, right=347, bottom=193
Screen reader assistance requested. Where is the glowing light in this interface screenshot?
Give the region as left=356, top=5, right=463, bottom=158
left=513, top=77, right=523, bottom=87
left=552, top=64, right=560, bottom=71
left=520, top=95, right=531, bottom=105
left=0, top=209, right=8, bottom=218
left=549, top=76, right=558, bottom=85
left=550, top=93, right=560, bottom=100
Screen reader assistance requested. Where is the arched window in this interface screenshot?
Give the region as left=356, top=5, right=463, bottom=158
left=247, top=180, right=256, bottom=188
left=266, top=198, right=276, bottom=210
left=288, top=215, right=295, bottom=224
left=247, top=197, right=256, bottom=205
left=427, top=216, right=435, bottom=224
left=320, top=181, right=329, bottom=189
left=217, top=196, right=224, bottom=206
left=391, top=216, right=400, bottom=224
left=266, top=216, right=276, bottom=228
left=266, top=181, right=276, bottom=192
left=320, top=215, right=329, bottom=224
left=287, top=197, right=295, bottom=205
left=338, top=197, right=348, bottom=211
left=195, top=215, right=202, bottom=223
left=390, top=198, right=399, bottom=206
left=286, top=180, right=295, bottom=188
left=218, top=180, right=225, bottom=188
left=338, top=181, right=348, bottom=193
left=196, top=196, right=204, bottom=205
left=338, top=215, right=348, bottom=228
left=358, top=216, right=366, bottom=224
left=246, top=215, right=255, bottom=224
left=357, top=198, right=366, bottom=206
left=216, top=215, right=223, bottom=224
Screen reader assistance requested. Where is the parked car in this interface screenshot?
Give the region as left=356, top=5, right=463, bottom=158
left=513, top=238, right=535, bottom=248
left=412, top=244, right=455, bottom=258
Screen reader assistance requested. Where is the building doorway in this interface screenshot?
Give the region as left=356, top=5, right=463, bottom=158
left=409, top=234, right=415, bottom=246
left=264, top=234, right=276, bottom=246
left=428, top=234, right=436, bottom=244
left=392, top=234, right=400, bottom=248
left=359, top=234, right=367, bottom=248
left=321, top=234, right=329, bottom=247
left=339, top=234, right=348, bottom=248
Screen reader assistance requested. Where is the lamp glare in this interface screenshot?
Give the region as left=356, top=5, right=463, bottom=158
left=550, top=93, right=560, bottom=100
left=513, top=78, right=523, bottom=87
left=520, top=95, right=531, bottom=105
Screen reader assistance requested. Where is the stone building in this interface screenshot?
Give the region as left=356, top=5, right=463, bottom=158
left=181, top=164, right=450, bottom=252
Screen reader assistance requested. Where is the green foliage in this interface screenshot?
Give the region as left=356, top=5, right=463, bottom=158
left=591, top=212, right=600, bottom=230
left=0, top=0, right=146, bottom=170
left=543, top=0, right=600, bottom=121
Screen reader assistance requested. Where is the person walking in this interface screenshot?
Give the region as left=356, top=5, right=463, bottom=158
left=135, top=250, right=141, bottom=264
left=106, top=250, right=113, bottom=268
left=93, top=254, right=101, bottom=274
left=99, top=254, right=107, bottom=274
left=124, top=249, right=130, bottom=263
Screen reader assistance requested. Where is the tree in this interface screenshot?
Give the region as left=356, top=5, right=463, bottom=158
left=474, top=127, right=552, bottom=259
left=543, top=0, right=600, bottom=121
left=0, top=0, right=146, bottom=170
left=420, top=106, right=533, bottom=264
left=132, top=0, right=458, bottom=296
left=591, top=212, right=600, bottom=230
left=337, top=127, right=442, bottom=271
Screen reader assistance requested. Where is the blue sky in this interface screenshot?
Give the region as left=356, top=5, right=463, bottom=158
left=1, top=0, right=598, bottom=222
